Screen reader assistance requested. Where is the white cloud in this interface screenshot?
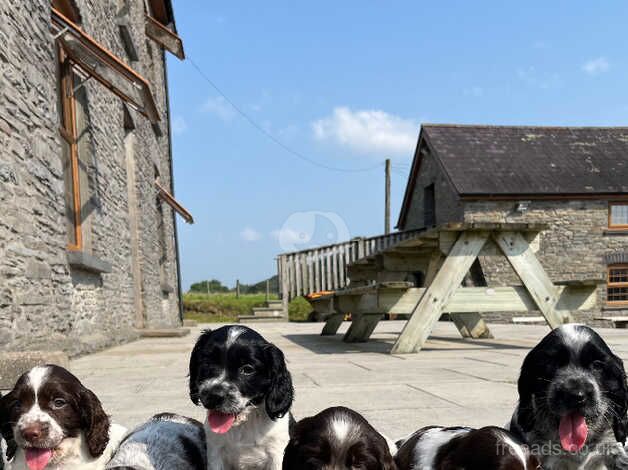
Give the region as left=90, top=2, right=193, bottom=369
left=582, top=57, right=609, bottom=76
left=201, top=96, right=236, bottom=121
left=171, top=115, right=187, bottom=135
left=240, top=227, right=262, bottom=242
left=312, top=107, right=418, bottom=157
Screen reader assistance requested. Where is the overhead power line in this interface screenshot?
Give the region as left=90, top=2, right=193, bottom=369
left=187, top=57, right=384, bottom=174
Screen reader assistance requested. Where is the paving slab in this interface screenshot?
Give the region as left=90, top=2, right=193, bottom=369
left=67, top=321, right=628, bottom=439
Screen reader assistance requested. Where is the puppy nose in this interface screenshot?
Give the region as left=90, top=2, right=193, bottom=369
left=201, top=390, right=225, bottom=409
left=21, top=423, right=48, bottom=441
left=559, top=379, right=594, bottom=408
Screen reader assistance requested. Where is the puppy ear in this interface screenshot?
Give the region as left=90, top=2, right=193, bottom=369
left=379, top=445, right=398, bottom=470
left=515, top=366, right=536, bottom=433
left=189, top=329, right=213, bottom=405
left=0, top=391, right=17, bottom=461
left=80, top=387, right=111, bottom=457
left=282, top=438, right=299, bottom=470
left=610, top=353, right=628, bottom=445
left=264, top=344, right=294, bottom=420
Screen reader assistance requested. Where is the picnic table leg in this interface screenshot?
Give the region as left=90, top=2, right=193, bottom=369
left=321, top=313, right=344, bottom=336
left=391, top=231, right=489, bottom=354
left=451, top=313, right=493, bottom=338
left=424, top=251, right=493, bottom=340
left=493, top=231, right=570, bottom=328
left=343, top=313, right=383, bottom=342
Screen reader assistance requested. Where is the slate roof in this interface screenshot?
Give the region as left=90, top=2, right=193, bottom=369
left=423, top=125, right=628, bottom=195
left=397, top=124, right=628, bottom=228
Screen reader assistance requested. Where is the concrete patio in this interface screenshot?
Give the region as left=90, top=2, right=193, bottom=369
left=71, top=321, right=628, bottom=440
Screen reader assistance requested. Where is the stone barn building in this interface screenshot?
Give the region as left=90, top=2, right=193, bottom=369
left=397, top=124, right=628, bottom=324
left=0, top=0, right=192, bottom=356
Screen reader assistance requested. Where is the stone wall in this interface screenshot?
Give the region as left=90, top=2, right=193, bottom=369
left=464, top=200, right=628, bottom=323
left=0, top=0, right=181, bottom=355
left=400, top=147, right=463, bottom=231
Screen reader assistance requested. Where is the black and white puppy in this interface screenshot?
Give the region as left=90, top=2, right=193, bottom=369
left=189, top=325, right=294, bottom=470
left=395, top=425, right=541, bottom=470
left=283, top=406, right=397, bottom=470
left=509, top=324, right=628, bottom=469
left=105, top=413, right=206, bottom=470
left=0, top=365, right=126, bottom=470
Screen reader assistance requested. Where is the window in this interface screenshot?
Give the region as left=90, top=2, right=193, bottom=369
left=52, top=7, right=160, bottom=123
left=608, top=265, right=628, bottom=305
left=59, top=50, right=82, bottom=249
left=609, top=203, right=628, bottom=229
left=424, top=184, right=436, bottom=227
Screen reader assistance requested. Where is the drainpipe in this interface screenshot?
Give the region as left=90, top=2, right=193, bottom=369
left=162, top=50, right=184, bottom=323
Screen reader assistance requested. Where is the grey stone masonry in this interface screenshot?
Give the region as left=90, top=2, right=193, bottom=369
left=0, top=1, right=183, bottom=356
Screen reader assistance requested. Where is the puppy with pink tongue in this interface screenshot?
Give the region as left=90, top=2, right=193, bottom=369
left=509, top=325, right=628, bottom=469
left=189, top=326, right=294, bottom=470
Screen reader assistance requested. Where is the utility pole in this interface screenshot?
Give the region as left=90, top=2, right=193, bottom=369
left=385, top=158, right=391, bottom=234
left=236, top=279, right=240, bottom=298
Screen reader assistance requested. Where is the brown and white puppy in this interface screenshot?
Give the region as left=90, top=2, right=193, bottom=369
left=283, top=407, right=397, bottom=470
left=0, top=365, right=126, bottom=470
left=395, top=426, right=541, bottom=470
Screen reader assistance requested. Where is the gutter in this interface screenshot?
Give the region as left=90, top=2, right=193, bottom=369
left=162, top=49, right=185, bottom=323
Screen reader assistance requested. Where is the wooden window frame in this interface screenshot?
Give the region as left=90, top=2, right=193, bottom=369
left=52, top=7, right=160, bottom=123
left=155, top=180, right=194, bottom=224
left=607, top=264, right=628, bottom=306
left=59, top=49, right=82, bottom=251
left=609, top=202, right=628, bottom=230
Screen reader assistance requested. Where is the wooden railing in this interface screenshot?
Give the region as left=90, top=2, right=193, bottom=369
left=277, top=229, right=424, bottom=303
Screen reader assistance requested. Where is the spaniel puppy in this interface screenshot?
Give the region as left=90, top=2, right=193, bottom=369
left=394, top=425, right=540, bottom=470
left=282, top=406, right=397, bottom=470
left=105, top=413, right=206, bottom=470
left=509, top=324, right=628, bottom=469
left=0, top=365, right=126, bottom=470
left=188, top=326, right=294, bottom=470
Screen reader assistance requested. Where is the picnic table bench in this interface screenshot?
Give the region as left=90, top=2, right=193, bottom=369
left=279, top=223, right=602, bottom=354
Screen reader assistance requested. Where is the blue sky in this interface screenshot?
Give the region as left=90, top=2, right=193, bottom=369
left=167, top=1, right=628, bottom=290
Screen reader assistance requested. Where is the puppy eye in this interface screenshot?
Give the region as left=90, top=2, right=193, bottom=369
left=239, top=364, right=255, bottom=375
left=51, top=398, right=67, bottom=409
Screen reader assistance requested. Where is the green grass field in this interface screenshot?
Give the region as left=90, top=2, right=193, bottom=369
left=183, top=293, right=312, bottom=323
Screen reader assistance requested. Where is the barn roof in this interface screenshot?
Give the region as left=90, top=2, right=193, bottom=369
left=398, top=124, right=628, bottom=227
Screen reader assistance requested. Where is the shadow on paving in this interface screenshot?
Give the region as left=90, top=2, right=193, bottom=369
left=284, top=333, right=535, bottom=355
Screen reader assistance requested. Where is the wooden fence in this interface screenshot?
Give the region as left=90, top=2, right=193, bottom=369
left=277, top=230, right=423, bottom=302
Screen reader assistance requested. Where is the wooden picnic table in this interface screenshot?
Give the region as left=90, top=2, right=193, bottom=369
left=304, top=223, right=601, bottom=354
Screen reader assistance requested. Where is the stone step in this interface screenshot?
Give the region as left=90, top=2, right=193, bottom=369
left=238, top=315, right=286, bottom=323
left=266, top=300, right=283, bottom=308
left=182, top=319, right=198, bottom=327
left=512, top=316, right=546, bottom=324
left=252, top=307, right=284, bottom=317
left=137, top=328, right=191, bottom=338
